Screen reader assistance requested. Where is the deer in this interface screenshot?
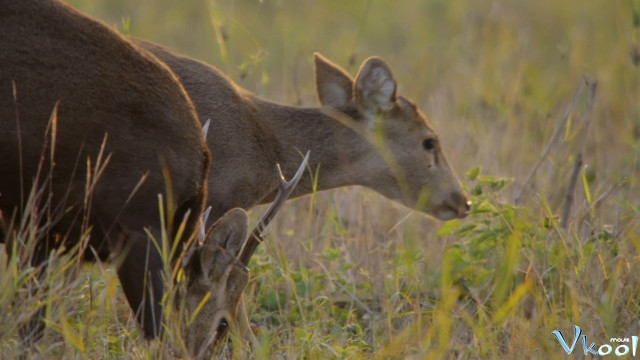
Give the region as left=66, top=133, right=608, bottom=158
left=0, top=0, right=307, bottom=357
left=134, top=39, right=471, bottom=224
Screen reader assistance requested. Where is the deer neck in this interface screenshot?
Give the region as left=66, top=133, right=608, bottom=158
left=251, top=96, right=369, bottom=201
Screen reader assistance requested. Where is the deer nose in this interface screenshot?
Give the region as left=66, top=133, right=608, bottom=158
left=461, top=199, right=471, bottom=217
left=451, top=192, right=470, bottom=218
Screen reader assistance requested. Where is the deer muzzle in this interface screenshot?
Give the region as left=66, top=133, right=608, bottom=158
left=433, top=191, right=470, bottom=220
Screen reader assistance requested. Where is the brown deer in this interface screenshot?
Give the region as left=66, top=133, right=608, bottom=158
left=135, top=39, right=471, bottom=222
left=0, top=0, right=304, bottom=357
left=0, top=0, right=206, bottom=344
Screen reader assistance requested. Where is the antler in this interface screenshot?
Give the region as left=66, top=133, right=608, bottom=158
left=238, top=151, right=310, bottom=265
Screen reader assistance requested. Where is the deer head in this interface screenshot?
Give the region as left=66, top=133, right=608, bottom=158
left=180, top=208, right=249, bottom=358
left=315, top=53, right=470, bottom=220
left=179, top=152, right=308, bottom=358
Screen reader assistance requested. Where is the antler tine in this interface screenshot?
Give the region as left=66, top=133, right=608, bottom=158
left=238, top=151, right=310, bottom=265
left=202, top=118, right=211, bottom=138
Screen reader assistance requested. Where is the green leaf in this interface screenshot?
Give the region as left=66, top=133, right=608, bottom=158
left=437, top=219, right=461, bottom=236
left=466, top=166, right=480, bottom=180
left=582, top=167, right=593, bottom=205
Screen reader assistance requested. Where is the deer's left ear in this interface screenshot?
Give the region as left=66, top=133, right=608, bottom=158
left=315, top=52, right=355, bottom=108
left=354, top=57, right=397, bottom=115
left=199, top=208, right=248, bottom=275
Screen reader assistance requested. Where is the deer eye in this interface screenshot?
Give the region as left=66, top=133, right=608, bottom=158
left=216, top=318, right=229, bottom=335
left=422, top=138, right=436, bottom=151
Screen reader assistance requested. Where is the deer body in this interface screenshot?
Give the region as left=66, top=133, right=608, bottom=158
left=0, top=1, right=247, bottom=355
left=136, top=40, right=470, bottom=222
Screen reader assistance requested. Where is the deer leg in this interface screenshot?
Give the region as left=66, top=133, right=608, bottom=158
left=116, top=231, right=165, bottom=339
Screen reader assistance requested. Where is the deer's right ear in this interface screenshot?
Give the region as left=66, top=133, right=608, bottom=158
left=314, top=53, right=354, bottom=108
left=353, top=57, right=397, bottom=114
left=199, top=208, right=248, bottom=275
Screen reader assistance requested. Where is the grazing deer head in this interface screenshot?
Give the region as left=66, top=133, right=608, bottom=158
left=180, top=153, right=308, bottom=358
left=180, top=208, right=250, bottom=358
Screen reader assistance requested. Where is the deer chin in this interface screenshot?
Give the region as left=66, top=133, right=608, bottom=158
left=432, top=208, right=459, bottom=221
left=427, top=202, right=468, bottom=221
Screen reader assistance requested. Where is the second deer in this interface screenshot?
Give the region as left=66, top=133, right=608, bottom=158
left=136, top=40, right=471, bottom=223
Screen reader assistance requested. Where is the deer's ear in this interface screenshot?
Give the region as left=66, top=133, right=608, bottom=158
left=314, top=53, right=355, bottom=108
left=354, top=57, right=397, bottom=114
left=200, top=208, right=248, bottom=275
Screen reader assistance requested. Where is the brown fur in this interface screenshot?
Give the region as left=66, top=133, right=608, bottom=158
left=134, top=40, right=470, bottom=222
left=0, top=0, right=211, bottom=348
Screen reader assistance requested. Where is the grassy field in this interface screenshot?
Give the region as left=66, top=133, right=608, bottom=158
left=2, top=0, right=639, bottom=358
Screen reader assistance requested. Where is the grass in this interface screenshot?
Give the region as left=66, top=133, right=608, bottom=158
left=2, top=0, right=640, bottom=358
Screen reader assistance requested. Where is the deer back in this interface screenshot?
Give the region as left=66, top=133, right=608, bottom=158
left=0, top=0, right=210, bottom=256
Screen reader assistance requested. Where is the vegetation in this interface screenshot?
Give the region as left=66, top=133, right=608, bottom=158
left=2, top=0, right=639, bottom=358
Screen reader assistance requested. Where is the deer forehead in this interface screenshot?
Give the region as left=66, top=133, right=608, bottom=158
left=203, top=248, right=237, bottom=280
left=386, top=98, right=437, bottom=137
left=189, top=262, right=248, bottom=301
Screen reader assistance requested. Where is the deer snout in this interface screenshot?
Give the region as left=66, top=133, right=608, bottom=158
left=451, top=191, right=471, bottom=219
left=432, top=191, right=470, bottom=220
